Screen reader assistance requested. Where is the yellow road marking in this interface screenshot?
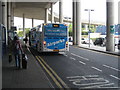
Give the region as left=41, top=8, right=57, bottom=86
left=74, top=46, right=119, bottom=58
left=36, top=56, right=62, bottom=88
left=38, top=56, right=69, bottom=88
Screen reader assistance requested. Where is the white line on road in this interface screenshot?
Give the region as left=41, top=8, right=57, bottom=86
left=83, top=83, right=114, bottom=89
left=103, top=64, right=120, bottom=72
left=70, top=57, right=76, bottom=60
left=91, top=66, right=102, bottom=72
left=67, top=75, right=99, bottom=79
left=79, top=61, right=86, bottom=65
left=63, top=54, right=68, bottom=57
left=71, top=53, right=89, bottom=61
left=110, top=75, right=120, bottom=80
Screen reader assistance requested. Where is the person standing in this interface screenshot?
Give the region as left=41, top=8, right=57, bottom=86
left=13, top=36, right=23, bottom=68
left=23, top=36, right=28, bottom=47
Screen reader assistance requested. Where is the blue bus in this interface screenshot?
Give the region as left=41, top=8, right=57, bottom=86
left=29, top=23, right=69, bottom=52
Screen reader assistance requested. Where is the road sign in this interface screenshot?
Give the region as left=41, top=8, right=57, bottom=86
left=110, top=25, right=115, bottom=34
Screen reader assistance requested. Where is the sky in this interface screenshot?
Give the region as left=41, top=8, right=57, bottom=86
left=14, top=0, right=119, bottom=28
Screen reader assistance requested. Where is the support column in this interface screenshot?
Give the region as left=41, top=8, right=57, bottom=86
left=2, top=2, right=8, bottom=45
left=45, top=8, right=48, bottom=23
left=23, top=14, right=25, bottom=37
left=7, top=2, right=12, bottom=30
left=0, top=1, right=2, bottom=90
left=2, top=2, right=5, bottom=25
left=11, top=2, right=14, bottom=26
left=51, top=3, right=54, bottom=23
left=118, top=1, right=120, bottom=24
left=32, top=18, right=34, bottom=27
left=3, top=2, right=7, bottom=28
left=106, top=0, right=115, bottom=51
left=72, top=0, right=76, bottom=45
left=76, top=0, right=81, bottom=46
left=85, top=24, right=88, bottom=31
left=59, top=0, right=63, bottom=23
left=0, top=1, right=2, bottom=24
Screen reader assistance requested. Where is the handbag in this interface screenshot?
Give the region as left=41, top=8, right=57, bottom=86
left=22, top=54, right=28, bottom=69
left=8, top=54, right=12, bottom=63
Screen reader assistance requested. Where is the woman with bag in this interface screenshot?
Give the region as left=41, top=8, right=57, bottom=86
left=13, top=36, right=23, bottom=69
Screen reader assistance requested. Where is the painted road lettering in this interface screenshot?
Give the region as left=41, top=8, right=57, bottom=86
left=67, top=75, right=114, bottom=88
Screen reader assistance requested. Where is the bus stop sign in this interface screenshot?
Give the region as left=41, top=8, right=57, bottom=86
left=110, top=25, right=115, bottom=34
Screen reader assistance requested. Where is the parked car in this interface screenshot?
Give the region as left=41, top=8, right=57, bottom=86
left=118, top=40, right=120, bottom=50
left=114, top=38, right=119, bottom=46
left=81, top=38, right=93, bottom=44
left=94, top=38, right=106, bottom=46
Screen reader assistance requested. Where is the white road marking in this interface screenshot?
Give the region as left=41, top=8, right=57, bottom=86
left=67, top=75, right=116, bottom=88
left=91, top=66, right=102, bottom=72
left=70, top=57, right=76, bottom=60
left=71, top=53, right=89, bottom=61
left=110, top=75, right=120, bottom=80
left=103, top=64, right=120, bottom=72
left=69, top=78, right=104, bottom=81
left=73, top=79, right=109, bottom=86
left=67, top=75, right=99, bottom=79
left=79, top=61, right=86, bottom=65
left=64, top=54, right=68, bottom=57
left=83, top=83, right=114, bottom=89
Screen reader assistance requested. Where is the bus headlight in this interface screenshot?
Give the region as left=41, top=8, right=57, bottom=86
left=66, top=41, right=68, bottom=47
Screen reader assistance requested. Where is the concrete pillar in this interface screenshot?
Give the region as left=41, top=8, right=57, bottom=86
left=72, top=0, right=77, bottom=45
left=32, top=18, right=34, bottom=27
left=59, top=0, right=63, bottom=23
left=106, top=0, right=115, bottom=51
left=51, top=3, right=54, bottom=23
left=45, top=8, right=48, bottom=23
left=11, top=2, right=14, bottom=26
left=0, top=1, right=2, bottom=90
left=118, top=1, right=120, bottom=24
left=85, top=24, right=88, bottom=31
left=2, top=2, right=5, bottom=25
left=7, top=2, right=11, bottom=30
left=0, top=1, right=2, bottom=24
left=23, top=14, right=25, bottom=37
left=76, top=0, right=81, bottom=46
left=2, top=2, right=8, bottom=45
left=3, top=2, right=7, bottom=28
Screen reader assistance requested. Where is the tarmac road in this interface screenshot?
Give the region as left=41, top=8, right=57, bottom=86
left=32, top=46, right=120, bottom=89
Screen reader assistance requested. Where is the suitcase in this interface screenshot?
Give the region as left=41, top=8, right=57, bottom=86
left=22, top=54, right=27, bottom=69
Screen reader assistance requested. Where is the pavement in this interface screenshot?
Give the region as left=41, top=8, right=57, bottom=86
left=2, top=42, right=53, bottom=89
left=69, top=42, right=120, bottom=56
left=79, top=44, right=120, bottom=56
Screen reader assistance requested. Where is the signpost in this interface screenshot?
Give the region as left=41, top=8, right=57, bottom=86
left=110, top=25, right=115, bottom=34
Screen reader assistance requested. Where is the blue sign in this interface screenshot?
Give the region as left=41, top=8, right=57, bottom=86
left=45, top=37, right=67, bottom=50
